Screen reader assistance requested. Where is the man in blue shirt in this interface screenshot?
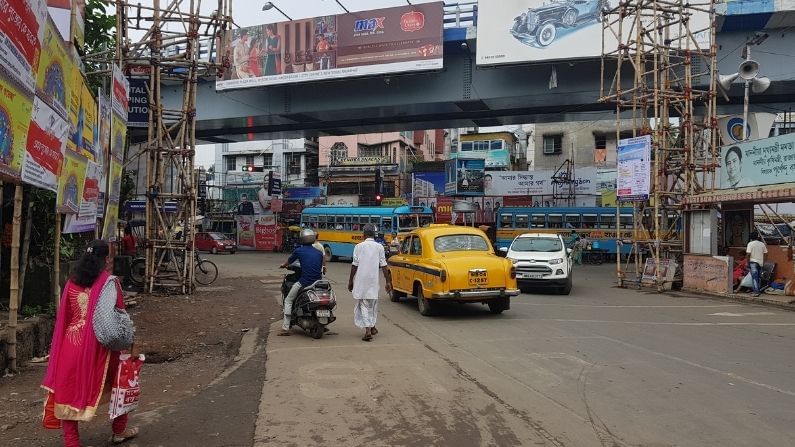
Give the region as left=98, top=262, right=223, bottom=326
left=279, top=229, right=324, bottom=336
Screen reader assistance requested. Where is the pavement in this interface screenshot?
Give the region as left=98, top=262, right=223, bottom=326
left=215, top=251, right=795, bottom=447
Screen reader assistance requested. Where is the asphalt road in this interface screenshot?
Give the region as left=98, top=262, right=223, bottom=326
left=215, top=251, right=795, bottom=447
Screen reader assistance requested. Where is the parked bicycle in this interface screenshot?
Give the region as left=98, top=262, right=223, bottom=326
left=129, top=250, right=218, bottom=287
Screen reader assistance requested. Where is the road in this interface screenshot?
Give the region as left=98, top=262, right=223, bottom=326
left=217, top=251, right=795, bottom=446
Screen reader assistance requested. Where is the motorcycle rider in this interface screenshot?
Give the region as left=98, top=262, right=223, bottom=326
left=279, top=228, right=324, bottom=336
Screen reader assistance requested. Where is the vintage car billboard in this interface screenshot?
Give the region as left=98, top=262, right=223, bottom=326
left=217, top=2, right=443, bottom=90
left=477, top=0, right=709, bottom=66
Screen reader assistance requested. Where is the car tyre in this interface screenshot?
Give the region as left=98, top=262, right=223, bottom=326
left=560, top=275, right=573, bottom=295
left=562, top=9, right=577, bottom=26
left=390, top=289, right=406, bottom=302
left=210, top=247, right=217, bottom=255
left=416, top=288, right=435, bottom=316
left=487, top=297, right=509, bottom=314
left=535, top=22, right=557, bottom=47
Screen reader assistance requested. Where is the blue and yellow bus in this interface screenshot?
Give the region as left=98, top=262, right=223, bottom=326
left=494, top=207, right=635, bottom=254
left=301, top=205, right=434, bottom=260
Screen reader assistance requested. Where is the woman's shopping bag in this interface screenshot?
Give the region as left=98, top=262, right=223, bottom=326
left=109, top=353, right=145, bottom=419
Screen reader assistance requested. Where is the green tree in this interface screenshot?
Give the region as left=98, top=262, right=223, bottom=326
left=83, top=0, right=117, bottom=89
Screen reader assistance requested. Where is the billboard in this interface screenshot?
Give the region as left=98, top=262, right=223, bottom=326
left=22, top=96, right=67, bottom=192
left=717, top=113, right=777, bottom=146
left=0, top=74, right=32, bottom=180
left=56, top=149, right=87, bottom=213
left=445, top=158, right=485, bottom=196
left=483, top=168, right=598, bottom=196
left=476, top=0, right=709, bottom=66
left=36, top=18, right=71, bottom=119
left=127, top=78, right=149, bottom=127
left=217, top=2, right=443, bottom=90
left=412, top=172, right=445, bottom=197
left=0, top=0, right=48, bottom=91
left=617, top=135, right=651, bottom=201
left=719, top=134, right=795, bottom=190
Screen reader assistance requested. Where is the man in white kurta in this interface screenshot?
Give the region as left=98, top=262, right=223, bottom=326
left=348, top=225, right=392, bottom=341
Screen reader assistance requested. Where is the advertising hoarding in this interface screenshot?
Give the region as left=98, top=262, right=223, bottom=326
left=56, top=149, right=87, bottom=213
left=111, top=63, right=129, bottom=121
left=483, top=167, right=598, bottom=196
left=327, top=194, right=359, bottom=206
left=127, top=78, right=149, bottom=127
left=719, top=133, right=795, bottom=190
left=617, top=135, right=651, bottom=201
left=0, top=74, right=32, bottom=180
left=36, top=18, right=71, bottom=119
left=445, top=158, right=485, bottom=196
left=217, top=2, right=443, bottom=90
left=22, top=96, right=67, bottom=192
left=476, top=0, right=709, bottom=66
left=412, top=172, right=445, bottom=197
left=717, top=113, right=777, bottom=146
left=0, top=0, right=48, bottom=91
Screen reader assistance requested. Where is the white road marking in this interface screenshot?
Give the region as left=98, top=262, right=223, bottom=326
left=597, top=335, right=795, bottom=398
left=501, top=318, right=795, bottom=326
left=512, top=303, right=744, bottom=308
left=708, top=312, right=777, bottom=317
left=267, top=343, right=416, bottom=354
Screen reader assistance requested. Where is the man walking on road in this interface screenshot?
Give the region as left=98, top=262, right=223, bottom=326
left=348, top=225, right=392, bottom=342
left=746, top=231, right=768, bottom=297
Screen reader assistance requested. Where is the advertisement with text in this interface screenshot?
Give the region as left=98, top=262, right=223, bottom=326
left=720, top=134, right=795, bottom=190
left=217, top=2, right=443, bottom=90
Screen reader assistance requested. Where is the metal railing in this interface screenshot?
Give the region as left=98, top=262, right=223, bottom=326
left=444, top=1, right=478, bottom=28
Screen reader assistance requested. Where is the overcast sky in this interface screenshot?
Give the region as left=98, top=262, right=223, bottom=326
left=184, top=0, right=445, bottom=168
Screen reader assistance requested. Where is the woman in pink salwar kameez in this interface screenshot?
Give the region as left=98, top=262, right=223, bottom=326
left=42, top=240, right=139, bottom=446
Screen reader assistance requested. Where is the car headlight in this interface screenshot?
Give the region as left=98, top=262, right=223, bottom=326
left=506, top=257, right=517, bottom=263
left=549, top=258, right=564, bottom=265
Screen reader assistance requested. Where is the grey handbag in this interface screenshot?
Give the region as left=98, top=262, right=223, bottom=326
left=92, top=275, right=135, bottom=351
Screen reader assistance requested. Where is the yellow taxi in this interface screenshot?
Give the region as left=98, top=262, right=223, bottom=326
left=387, top=224, right=520, bottom=316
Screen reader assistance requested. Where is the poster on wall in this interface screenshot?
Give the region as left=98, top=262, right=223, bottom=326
left=616, top=135, right=651, bottom=201
left=35, top=18, right=71, bottom=119
left=78, top=160, right=101, bottom=218
left=108, top=157, right=122, bottom=202
left=476, top=0, right=709, bottom=66
left=0, top=74, right=33, bottom=179
left=56, top=149, right=88, bottom=213
left=22, top=96, right=67, bottom=192
left=255, top=223, right=278, bottom=251
left=723, top=209, right=752, bottom=248
left=111, top=64, right=129, bottom=121
left=110, top=110, right=127, bottom=161
left=719, top=133, right=795, bottom=190
left=217, top=2, right=444, bottom=90
left=237, top=215, right=256, bottom=249
left=66, top=64, right=82, bottom=153
left=0, top=0, right=48, bottom=91
left=80, top=83, right=97, bottom=160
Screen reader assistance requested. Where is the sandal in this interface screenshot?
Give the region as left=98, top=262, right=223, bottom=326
left=277, top=330, right=291, bottom=336
left=371, top=327, right=378, bottom=335
left=362, top=334, right=372, bottom=342
left=110, top=427, right=139, bottom=444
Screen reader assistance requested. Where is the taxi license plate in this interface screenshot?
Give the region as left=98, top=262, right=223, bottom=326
left=316, top=309, right=331, bottom=317
left=469, top=269, right=488, bottom=285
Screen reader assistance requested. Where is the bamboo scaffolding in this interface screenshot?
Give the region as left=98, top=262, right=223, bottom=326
left=602, top=0, right=718, bottom=291
left=7, top=184, right=23, bottom=373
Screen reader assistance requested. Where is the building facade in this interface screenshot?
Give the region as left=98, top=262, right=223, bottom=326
left=213, top=138, right=319, bottom=189
left=451, top=129, right=526, bottom=170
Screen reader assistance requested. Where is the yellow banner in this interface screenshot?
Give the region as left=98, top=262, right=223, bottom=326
left=57, top=150, right=88, bottom=213
left=36, top=20, right=72, bottom=120
left=81, top=83, right=97, bottom=161
left=66, top=62, right=83, bottom=154
left=109, top=158, right=122, bottom=201
left=102, top=201, right=119, bottom=241
left=0, top=75, right=32, bottom=180
left=111, top=110, right=127, bottom=161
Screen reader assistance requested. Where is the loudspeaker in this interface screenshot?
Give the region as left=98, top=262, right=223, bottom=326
left=752, top=76, right=771, bottom=93
left=738, top=59, right=760, bottom=80
left=718, top=73, right=739, bottom=92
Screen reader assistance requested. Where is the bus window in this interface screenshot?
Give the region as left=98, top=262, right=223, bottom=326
left=565, top=214, right=581, bottom=229
left=308, top=216, right=318, bottom=228
left=398, top=215, right=416, bottom=230
left=599, top=214, right=616, bottom=229
left=582, top=214, right=598, bottom=229
left=531, top=214, right=546, bottom=228
left=620, top=214, right=633, bottom=229
left=499, top=214, right=513, bottom=228
left=419, top=215, right=434, bottom=227
left=382, top=218, right=393, bottom=233
left=515, top=215, right=529, bottom=229
left=334, top=216, right=344, bottom=230
left=548, top=214, right=562, bottom=228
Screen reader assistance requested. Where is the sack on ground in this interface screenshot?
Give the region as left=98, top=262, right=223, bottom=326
left=42, top=392, right=62, bottom=429
left=93, top=276, right=135, bottom=351
left=109, top=353, right=145, bottom=419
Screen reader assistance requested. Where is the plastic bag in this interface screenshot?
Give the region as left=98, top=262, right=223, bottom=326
left=109, top=353, right=145, bottom=419
left=740, top=272, right=753, bottom=289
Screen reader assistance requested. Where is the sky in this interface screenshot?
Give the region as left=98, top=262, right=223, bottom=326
left=173, top=0, right=442, bottom=168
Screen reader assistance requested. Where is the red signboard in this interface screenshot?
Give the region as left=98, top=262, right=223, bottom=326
left=255, top=224, right=278, bottom=251
left=434, top=196, right=453, bottom=223
left=503, top=196, right=534, bottom=207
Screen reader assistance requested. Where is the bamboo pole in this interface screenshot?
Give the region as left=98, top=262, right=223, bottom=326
left=53, top=214, right=62, bottom=310
left=18, top=187, right=34, bottom=308
left=7, top=184, right=23, bottom=373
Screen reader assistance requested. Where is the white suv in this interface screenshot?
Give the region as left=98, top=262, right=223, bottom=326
left=500, top=233, right=573, bottom=295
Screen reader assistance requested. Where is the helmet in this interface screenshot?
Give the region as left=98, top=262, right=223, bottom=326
left=299, top=228, right=317, bottom=245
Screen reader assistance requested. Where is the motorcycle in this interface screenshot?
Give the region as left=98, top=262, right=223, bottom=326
left=281, top=262, right=337, bottom=339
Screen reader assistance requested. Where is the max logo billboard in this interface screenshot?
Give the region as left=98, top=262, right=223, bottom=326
left=354, top=17, right=385, bottom=33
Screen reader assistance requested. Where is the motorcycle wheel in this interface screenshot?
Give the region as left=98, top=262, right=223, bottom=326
left=310, top=324, right=324, bottom=339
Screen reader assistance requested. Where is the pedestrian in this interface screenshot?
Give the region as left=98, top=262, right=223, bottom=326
left=42, top=240, right=139, bottom=446
left=348, top=224, right=392, bottom=342
left=279, top=229, right=324, bottom=336
left=746, top=231, right=768, bottom=297
left=121, top=225, right=137, bottom=257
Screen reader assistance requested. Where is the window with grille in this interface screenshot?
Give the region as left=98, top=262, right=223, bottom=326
left=543, top=135, right=562, bottom=154
left=245, top=155, right=255, bottom=166
left=263, top=153, right=273, bottom=169
left=225, top=157, right=236, bottom=172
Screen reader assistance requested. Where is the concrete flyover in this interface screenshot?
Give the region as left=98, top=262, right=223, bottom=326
left=157, top=27, right=795, bottom=142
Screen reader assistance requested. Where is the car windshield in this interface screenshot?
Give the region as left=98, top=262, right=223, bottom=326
left=434, top=234, right=490, bottom=252
left=209, top=233, right=226, bottom=241
left=511, top=237, right=562, bottom=252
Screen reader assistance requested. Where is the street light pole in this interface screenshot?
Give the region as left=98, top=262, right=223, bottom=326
left=742, top=45, right=751, bottom=141
left=262, top=2, right=291, bottom=20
